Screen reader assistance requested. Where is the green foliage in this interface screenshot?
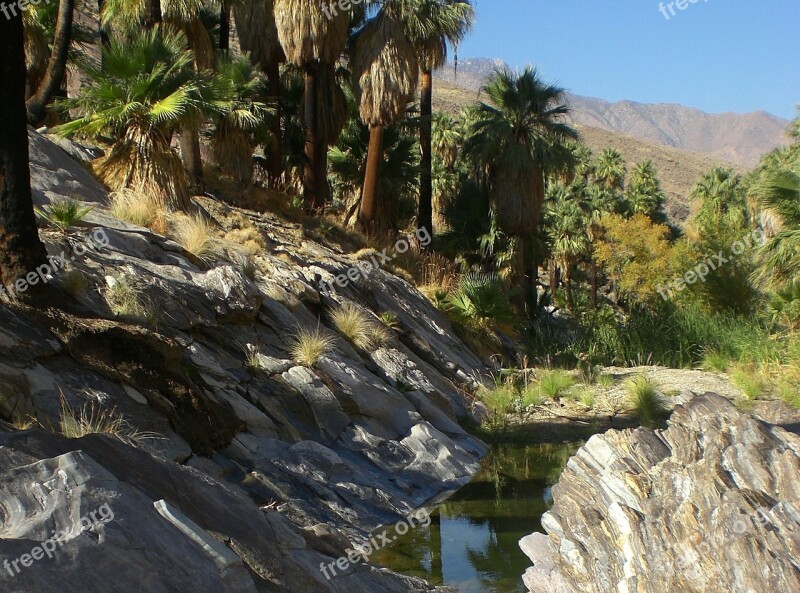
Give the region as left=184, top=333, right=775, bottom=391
left=35, top=198, right=94, bottom=232
left=626, top=376, right=667, bottom=426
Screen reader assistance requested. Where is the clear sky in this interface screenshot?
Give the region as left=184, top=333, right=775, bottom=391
left=457, top=0, right=799, bottom=120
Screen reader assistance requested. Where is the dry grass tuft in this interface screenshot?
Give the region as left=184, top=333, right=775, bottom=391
left=171, top=214, right=216, bottom=260
left=108, top=189, right=169, bottom=233
left=289, top=325, right=335, bottom=367
left=330, top=302, right=390, bottom=350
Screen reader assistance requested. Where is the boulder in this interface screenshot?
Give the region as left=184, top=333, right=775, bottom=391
left=520, top=393, right=800, bottom=593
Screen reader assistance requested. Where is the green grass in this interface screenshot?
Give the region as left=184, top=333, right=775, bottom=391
left=536, top=369, right=576, bottom=399
left=730, top=365, right=766, bottom=400
left=597, top=373, right=615, bottom=388
left=778, top=381, right=800, bottom=408
left=626, top=376, right=667, bottom=426
left=701, top=350, right=731, bottom=372
left=105, top=276, right=155, bottom=322
left=35, top=198, right=94, bottom=232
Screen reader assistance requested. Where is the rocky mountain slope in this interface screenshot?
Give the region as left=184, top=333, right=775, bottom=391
left=0, top=130, right=489, bottom=592
left=436, top=58, right=790, bottom=168
left=520, top=393, right=800, bottom=593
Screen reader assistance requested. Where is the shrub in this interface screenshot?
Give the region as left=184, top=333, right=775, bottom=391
left=626, top=376, right=667, bottom=426
left=289, top=326, right=335, bottom=367
left=35, top=198, right=94, bottom=232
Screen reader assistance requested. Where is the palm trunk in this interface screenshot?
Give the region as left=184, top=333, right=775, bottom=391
left=97, top=0, right=110, bottom=48
left=180, top=124, right=204, bottom=195
left=418, top=69, right=433, bottom=245
left=358, top=124, right=384, bottom=234
left=267, top=57, right=282, bottom=186
left=550, top=262, right=559, bottom=296
left=303, top=61, right=321, bottom=211
left=0, top=13, right=48, bottom=292
left=145, top=0, right=162, bottom=28
left=316, top=138, right=330, bottom=207
left=26, top=0, right=75, bottom=126
left=219, top=1, right=231, bottom=52
left=591, top=261, right=598, bottom=309
left=565, top=265, right=574, bottom=312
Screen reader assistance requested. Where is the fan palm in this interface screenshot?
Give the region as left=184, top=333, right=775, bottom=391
left=464, top=67, right=578, bottom=313
left=23, top=0, right=78, bottom=126
left=210, top=54, right=272, bottom=183
left=55, top=27, right=214, bottom=210
left=274, top=0, right=350, bottom=211
left=234, top=0, right=284, bottom=184
left=594, top=148, right=626, bottom=191
left=545, top=185, right=590, bottom=311
left=626, top=160, right=666, bottom=221
left=755, top=170, right=800, bottom=287
left=352, top=7, right=420, bottom=233
left=397, top=0, right=474, bottom=241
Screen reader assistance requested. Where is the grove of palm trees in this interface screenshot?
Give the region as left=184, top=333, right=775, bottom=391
left=0, top=1, right=799, bottom=592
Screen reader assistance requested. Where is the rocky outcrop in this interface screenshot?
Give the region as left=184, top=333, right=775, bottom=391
left=520, top=393, right=800, bottom=593
left=0, top=130, right=489, bottom=591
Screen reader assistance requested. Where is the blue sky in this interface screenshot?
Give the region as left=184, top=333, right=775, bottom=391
left=457, top=0, right=799, bottom=120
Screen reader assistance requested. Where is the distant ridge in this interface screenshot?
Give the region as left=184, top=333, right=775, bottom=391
left=435, top=58, right=791, bottom=168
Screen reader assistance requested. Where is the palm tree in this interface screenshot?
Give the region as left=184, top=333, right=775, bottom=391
left=594, top=148, right=626, bottom=191
left=691, top=167, right=748, bottom=236
left=352, top=7, right=420, bottom=233
left=580, top=183, right=616, bottom=307
left=234, top=0, right=284, bottom=185
left=210, top=54, right=272, bottom=184
left=465, top=67, right=578, bottom=313
left=626, top=160, right=666, bottom=221
left=401, top=0, right=474, bottom=242
left=274, top=0, right=350, bottom=210
left=24, top=0, right=76, bottom=126
left=55, top=27, right=212, bottom=210
left=755, top=170, right=800, bottom=287
left=545, top=187, right=589, bottom=311
left=0, top=11, right=48, bottom=290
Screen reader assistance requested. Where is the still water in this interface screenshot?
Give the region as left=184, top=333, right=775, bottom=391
left=375, top=442, right=582, bottom=593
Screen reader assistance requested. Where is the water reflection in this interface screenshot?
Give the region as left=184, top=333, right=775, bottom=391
left=375, top=442, right=581, bottom=593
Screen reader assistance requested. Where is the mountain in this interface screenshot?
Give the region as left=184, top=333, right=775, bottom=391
left=436, top=58, right=791, bottom=168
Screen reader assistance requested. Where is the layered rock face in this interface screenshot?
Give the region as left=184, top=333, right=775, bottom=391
left=520, top=394, right=800, bottom=593
left=0, top=131, right=488, bottom=591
